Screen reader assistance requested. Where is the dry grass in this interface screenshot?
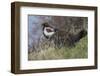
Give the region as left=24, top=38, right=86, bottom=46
left=28, top=36, right=88, bottom=60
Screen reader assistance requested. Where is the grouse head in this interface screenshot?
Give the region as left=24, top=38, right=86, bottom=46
left=42, top=23, right=57, bottom=39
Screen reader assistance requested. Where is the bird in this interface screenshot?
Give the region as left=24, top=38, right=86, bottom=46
left=36, top=23, right=56, bottom=51
left=35, top=22, right=87, bottom=51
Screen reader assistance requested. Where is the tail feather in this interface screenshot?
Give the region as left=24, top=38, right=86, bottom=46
left=69, top=30, right=87, bottom=45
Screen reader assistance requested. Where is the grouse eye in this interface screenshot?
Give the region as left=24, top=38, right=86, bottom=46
left=46, top=28, right=53, bottom=32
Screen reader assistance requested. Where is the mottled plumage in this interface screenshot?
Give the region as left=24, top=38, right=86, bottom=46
left=34, top=22, right=87, bottom=52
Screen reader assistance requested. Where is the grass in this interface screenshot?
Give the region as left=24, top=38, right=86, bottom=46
left=28, top=36, right=88, bottom=60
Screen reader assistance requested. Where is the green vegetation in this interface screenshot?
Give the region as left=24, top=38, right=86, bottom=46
left=28, top=36, right=88, bottom=60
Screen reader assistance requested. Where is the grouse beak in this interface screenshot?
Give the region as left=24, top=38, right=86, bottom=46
left=54, top=28, right=59, bottom=32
